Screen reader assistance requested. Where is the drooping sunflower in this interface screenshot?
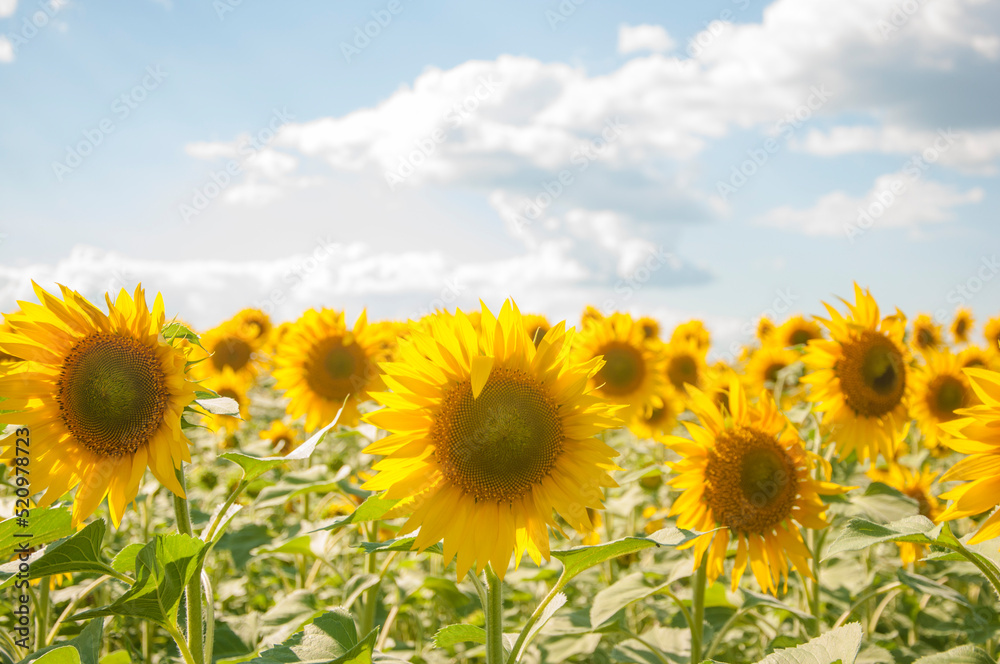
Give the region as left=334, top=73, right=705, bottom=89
left=637, top=316, right=661, bottom=340
left=935, top=369, right=1000, bottom=546
left=665, top=379, right=849, bottom=594
left=260, top=419, right=299, bottom=455
left=774, top=315, right=823, bottom=349
left=201, top=368, right=252, bottom=436
left=663, top=337, right=707, bottom=396
left=910, top=351, right=977, bottom=457
left=362, top=301, right=622, bottom=580
left=670, top=320, right=711, bottom=354
left=192, top=320, right=261, bottom=384
left=951, top=308, right=974, bottom=345
left=911, top=314, right=943, bottom=356
left=523, top=314, right=551, bottom=346
left=0, top=283, right=196, bottom=527
left=800, top=284, right=912, bottom=463
left=273, top=308, right=390, bottom=430
left=866, top=464, right=940, bottom=564
left=629, top=389, right=684, bottom=441
left=231, top=308, right=272, bottom=348
left=572, top=312, right=668, bottom=423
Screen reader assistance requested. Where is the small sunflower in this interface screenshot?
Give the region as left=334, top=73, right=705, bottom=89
left=774, top=315, right=822, bottom=349
left=523, top=314, right=551, bottom=346
left=756, top=317, right=776, bottom=344
left=231, top=308, right=273, bottom=348
left=910, top=351, right=977, bottom=457
left=260, top=419, right=299, bottom=455
left=636, top=316, right=661, bottom=340
left=984, top=316, right=1000, bottom=354
left=937, top=368, right=1000, bottom=544
left=663, top=338, right=707, bottom=395
left=0, top=283, right=196, bottom=527
left=801, top=284, right=911, bottom=462
left=581, top=305, right=605, bottom=328
left=665, top=379, right=848, bottom=594
left=670, top=320, right=711, bottom=354
left=201, top=368, right=252, bottom=435
left=193, top=321, right=261, bottom=384
left=958, top=345, right=992, bottom=370
left=629, top=389, right=684, bottom=441
left=273, top=308, right=390, bottom=430
left=911, top=314, right=944, bottom=356
left=951, top=308, right=974, bottom=345
left=362, top=301, right=621, bottom=580
left=745, top=346, right=801, bottom=400
left=703, top=361, right=738, bottom=414
left=866, top=464, right=940, bottom=564
left=573, top=312, right=669, bottom=423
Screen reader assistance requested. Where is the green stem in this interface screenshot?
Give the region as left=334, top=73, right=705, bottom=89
left=948, top=542, right=1000, bottom=600
left=623, top=630, right=671, bottom=664
left=705, top=608, right=747, bottom=660
left=690, top=558, right=707, bottom=664
left=35, top=580, right=50, bottom=650
left=165, top=622, right=198, bottom=664
left=173, top=468, right=205, bottom=664
left=485, top=566, right=505, bottom=664
left=810, top=531, right=823, bottom=635
left=359, top=521, right=382, bottom=636
left=506, top=577, right=560, bottom=663
left=47, top=575, right=110, bottom=644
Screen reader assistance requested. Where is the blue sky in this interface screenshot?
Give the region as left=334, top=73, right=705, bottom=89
left=1, top=0, right=999, bottom=354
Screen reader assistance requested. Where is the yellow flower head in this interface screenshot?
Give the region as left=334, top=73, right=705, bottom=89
left=192, top=320, right=261, bottom=384
left=951, top=308, right=974, bottom=345
left=629, top=388, right=685, bottom=441
left=801, top=284, right=911, bottom=462
left=911, top=314, right=944, bottom=356
left=523, top=314, right=552, bottom=347
left=867, top=463, right=940, bottom=564
left=260, top=419, right=299, bottom=455
left=201, top=367, right=252, bottom=436
left=744, top=345, right=801, bottom=402
left=984, top=316, right=1000, bottom=355
left=665, top=379, right=849, bottom=594
left=671, top=320, right=711, bottom=354
left=663, top=337, right=708, bottom=397
left=756, top=317, right=776, bottom=344
left=774, top=315, right=823, bottom=349
left=636, top=316, right=661, bottom=340
left=362, top=301, right=622, bottom=580
left=0, top=283, right=196, bottom=527
left=230, top=308, right=273, bottom=348
left=910, top=350, right=978, bottom=457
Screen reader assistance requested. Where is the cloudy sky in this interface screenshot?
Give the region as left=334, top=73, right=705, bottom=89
left=1, top=0, right=998, bottom=354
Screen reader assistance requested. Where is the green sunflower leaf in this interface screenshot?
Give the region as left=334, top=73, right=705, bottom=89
left=317, top=494, right=400, bottom=533
left=161, top=322, right=203, bottom=349
left=0, top=520, right=124, bottom=590
left=824, top=516, right=940, bottom=558
left=0, top=505, right=73, bottom=561
left=250, top=608, right=377, bottom=664
left=433, top=624, right=486, bottom=648
left=552, top=527, right=701, bottom=582
left=751, top=622, right=863, bottom=664
left=19, top=618, right=104, bottom=664
left=195, top=396, right=241, bottom=417
left=912, top=645, right=996, bottom=663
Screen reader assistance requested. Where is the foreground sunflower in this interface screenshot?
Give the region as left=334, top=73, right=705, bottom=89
left=910, top=351, right=977, bottom=457
left=0, top=313, right=22, bottom=365
left=572, top=312, right=668, bottom=423
left=665, top=379, right=848, bottom=594
left=937, top=368, right=1000, bottom=543
left=866, top=463, right=940, bottom=564
left=362, top=301, right=621, bottom=580
left=951, top=308, right=974, bottom=345
left=801, top=285, right=911, bottom=462
left=273, top=308, right=389, bottom=430
left=0, top=283, right=196, bottom=527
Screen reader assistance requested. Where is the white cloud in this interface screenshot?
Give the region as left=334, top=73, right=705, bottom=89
left=757, top=171, right=984, bottom=237
left=618, top=24, right=676, bottom=54
left=0, top=36, right=13, bottom=63
left=0, top=0, right=16, bottom=18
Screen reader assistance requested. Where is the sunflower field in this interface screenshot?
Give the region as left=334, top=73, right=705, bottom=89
left=2, top=282, right=1000, bottom=664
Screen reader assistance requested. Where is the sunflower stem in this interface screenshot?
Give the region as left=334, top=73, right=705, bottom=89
left=173, top=467, right=205, bottom=664
left=689, top=558, right=707, bottom=664
left=809, top=530, right=824, bottom=636
left=35, top=579, right=50, bottom=649
left=485, top=565, right=505, bottom=664
left=360, top=521, right=382, bottom=637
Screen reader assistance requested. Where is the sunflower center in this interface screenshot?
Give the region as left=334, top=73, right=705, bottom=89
left=955, top=319, right=968, bottom=339
left=211, top=337, right=253, bottom=372
left=595, top=342, right=646, bottom=396
left=928, top=375, right=967, bottom=421
left=790, top=329, right=814, bottom=346
left=835, top=330, right=906, bottom=417
left=433, top=367, right=563, bottom=502
left=704, top=426, right=799, bottom=533
left=916, top=328, right=936, bottom=349
left=765, top=362, right=786, bottom=383
left=57, top=333, right=169, bottom=457
left=304, top=336, right=370, bottom=401
left=667, top=354, right=699, bottom=390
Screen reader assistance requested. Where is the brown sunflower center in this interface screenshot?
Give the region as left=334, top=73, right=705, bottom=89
left=916, top=327, right=937, bottom=349
left=902, top=486, right=933, bottom=518
left=211, top=337, right=253, bottom=372
left=595, top=342, right=646, bottom=396
left=667, top=353, right=699, bottom=390
left=433, top=367, right=563, bottom=502
left=57, top=333, right=169, bottom=457
left=704, top=426, right=799, bottom=533
left=764, top=362, right=787, bottom=383
left=927, top=374, right=967, bottom=421
left=835, top=330, right=906, bottom=417
left=789, top=329, right=815, bottom=346
left=305, top=337, right=370, bottom=401
left=641, top=323, right=658, bottom=339
left=954, top=319, right=968, bottom=340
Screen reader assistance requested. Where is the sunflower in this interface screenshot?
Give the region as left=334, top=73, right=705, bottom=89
left=629, top=389, right=684, bottom=441
left=800, top=284, right=911, bottom=463
left=937, top=368, right=1000, bottom=543
left=192, top=321, right=261, bottom=384
left=581, top=305, right=605, bottom=328
left=231, top=308, right=272, bottom=348
left=774, top=315, right=822, bottom=349
left=273, top=308, right=390, bottom=430
left=958, top=345, right=992, bottom=370
left=866, top=464, right=940, bottom=564
left=745, top=346, right=801, bottom=403
left=637, top=316, right=661, bottom=340
left=572, top=312, right=668, bottom=423
left=523, top=314, right=551, bottom=346
left=911, top=314, right=943, bottom=356
left=260, top=419, right=299, bottom=455
left=670, top=320, right=711, bottom=354
left=0, top=313, right=23, bottom=365
left=362, top=301, right=621, bottom=580
left=0, top=283, right=196, bottom=527
left=201, top=368, right=252, bottom=435
left=951, top=308, right=974, bottom=345
left=910, top=351, right=977, bottom=457
left=985, top=316, right=1000, bottom=354
left=756, top=317, right=776, bottom=344
left=663, top=338, right=707, bottom=396
left=665, top=379, right=848, bottom=594
left=703, top=361, right=738, bottom=414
